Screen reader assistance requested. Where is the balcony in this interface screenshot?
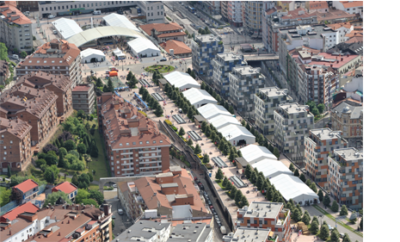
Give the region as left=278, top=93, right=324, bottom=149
left=138, top=148, right=160, bottom=153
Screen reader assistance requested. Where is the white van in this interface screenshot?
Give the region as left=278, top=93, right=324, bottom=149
left=12, top=54, right=19, bottom=60
left=220, top=226, right=227, bottom=235
left=48, top=15, right=55, bottom=19
left=93, top=10, right=101, bottom=15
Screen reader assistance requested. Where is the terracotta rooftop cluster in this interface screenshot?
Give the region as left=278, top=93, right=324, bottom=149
left=17, top=71, right=72, bottom=93
left=0, top=117, right=31, bottom=139
left=0, top=4, right=32, bottom=25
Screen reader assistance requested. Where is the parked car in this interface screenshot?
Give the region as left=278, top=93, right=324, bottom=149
left=328, top=225, right=333, bottom=230
left=118, top=209, right=124, bottom=215
left=160, top=57, right=167, bottom=61
left=220, top=226, right=227, bottom=235
left=93, top=10, right=101, bottom=15
left=48, top=15, right=55, bottom=19
left=12, top=54, right=19, bottom=60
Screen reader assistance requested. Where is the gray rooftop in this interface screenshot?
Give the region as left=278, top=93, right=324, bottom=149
left=240, top=202, right=283, bottom=219
left=216, top=53, right=243, bottom=62
left=111, top=220, right=171, bottom=242
left=333, top=147, right=363, bottom=161
left=195, top=34, right=220, bottom=43
left=160, top=183, right=179, bottom=188
left=281, top=25, right=336, bottom=40
left=333, top=100, right=363, bottom=119
left=167, top=223, right=211, bottom=242
left=309, top=128, right=342, bottom=141
left=227, top=227, right=272, bottom=242
left=232, top=66, right=261, bottom=75
left=258, top=87, right=289, bottom=98
left=278, top=103, right=309, bottom=114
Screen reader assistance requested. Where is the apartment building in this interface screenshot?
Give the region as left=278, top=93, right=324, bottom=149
left=274, top=103, right=314, bottom=158
left=52, top=181, right=78, bottom=201
left=72, top=84, right=95, bottom=114
left=12, top=179, right=38, bottom=204
left=168, top=223, right=213, bottom=242
left=15, top=1, right=39, bottom=12
left=308, top=1, right=329, bottom=13
left=0, top=118, right=32, bottom=172
left=262, top=7, right=317, bottom=53
left=228, top=66, right=266, bottom=119
left=315, top=9, right=357, bottom=24
left=221, top=1, right=228, bottom=22
left=331, top=99, right=363, bottom=140
left=191, top=34, right=224, bottom=83
left=113, top=220, right=172, bottom=242
left=38, top=1, right=136, bottom=18
left=0, top=60, right=9, bottom=86
left=117, top=167, right=209, bottom=220
left=327, top=22, right=354, bottom=43
left=236, top=202, right=291, bottom=242
left=16, top=39, right=82, bottom=88
left=136, top=1, right=165, bottom=24
left=202, top=1, right=221, bottom=15
left=211, top=53, right=246, bottom=97
left=227, top=1, right=243, bottom=27
left=332, top=1, right=363, bottom=19
left=327, top=147, right=363, bottom=209
left=304, top=128, right=348, bottom=189
left=97, top=93, right=171, bottom=177
left=0, top=4, right=33, bottom=52
left=243, top=1, right=264, bottom=33
left=16, top=71, right=73, bottom=117
left=254, top=87, right=293, bottom=136
left=223, top=227, right=277, bottom=242
left=0, top=88, right=58, bottom=146
left=140, top=22, right=185, bottom=43
left=1, top=202, right=113, bottom=242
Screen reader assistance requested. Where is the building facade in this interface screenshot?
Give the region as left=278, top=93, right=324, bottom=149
left=211, top=53, right=246, bottom=97
left=0, top=4, right=33, bottom=52
left=331, top=99, right=363, bottom=139
left=12, top=179, right=39, bottom=204
left=72, top=84, right=95, bottom=114
left=202, top=1, right=221, bottom=15
left=16, top=39, right=82, bottom=87
left=227, top=1, right=243, bottom=27
left=254, top=87, right=293, bottom=136
left=228, top=66, right=266, bottom=119
left=136, top=1, right=165, bottom=24
left=52, top=181, right=78, bottom=201
left=243, top=1, right=264, bottom=33
left=140, top=22, right=185, bottom=43
left=304, top=128, right=348, bottom=189
left=274, top=103, right=314, bottom=160
left=191, top=34, right=224, bottom=83
left=236, top=202, right=291, bottom=242
left=327, top=147, right=363, bottom=209
left=97, top=93, right=171, bottom=177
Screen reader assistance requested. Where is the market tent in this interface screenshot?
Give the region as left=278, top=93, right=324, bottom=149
left=163, top=71, right=200, bottom=91
left=270, top=174, right=319, bottom=205
left=182, top=88, right=217, bottom=108
left=103, top=13, right=140, bottom=32
left=52, top=18, right=83, bottom=40
left=127, top=37, right=160, bottom=58
left=197, top=104, right=232, bottom=120
left=80, top=48, right=105, bottom=63
left=239, top=144, right=277, bottom=164
left=113, top=48, right=126, bottom=60
left=251, top=159, right=292, bottom=179
left=208, top=115, right=241, bottom=130
left=217, top=124, right=255, bottom=146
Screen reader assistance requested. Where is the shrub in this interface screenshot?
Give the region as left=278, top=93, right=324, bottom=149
left=171, top=126, right=178, bottom=131
left=165, top=119, right=172, bottom=126
left=43, top=144, right=59, bottom=155
left=138, top=110, right=147, bottom=117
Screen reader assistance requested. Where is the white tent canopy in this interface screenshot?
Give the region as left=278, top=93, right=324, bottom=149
left=240, top=144, right=277, bottom=164
left=208, top=115, right=241, bottom=130
left=270, top=174, right=319, bottom=205
left=52, top=18, right=83, bottom=40
left=103, top=13, right=140, bottom=32
left=251, top=159, right=292, bottom=179
left=197, top=104, right=232, bottom=120
left=182, top=88, right=217, bottom=108
left=218, top=124, right=255, bottom=146
left=127, top=37, right=160, bottom=58
left=80, top=48, right=105, bottom=63
left=113, top=47, right=126, bottom=59
left=163, top=71, right=200, bottom=91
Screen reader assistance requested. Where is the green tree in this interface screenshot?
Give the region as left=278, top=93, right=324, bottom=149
left=216, top=168, right=223, bottom=180
left=234, top=190, right=243, bottom=204
left=77, top=173, right=90, bottom=189
left=309, top=182, right=317, bottom=192
left=250, top=171, right=257, bottom=184
left=256, top=175, right=263, bottom=190
left=340, top=205, right=348, bottom=216
left=0, top=43, right=9, bottom=61
left=225, top=180, right=232, bottom=191
left=289, top=163, right=295, bottom=172
left=194, top=144, right=201, bottom=154
left=43, top=191, right=73, bottom=207
left=310, top=220, right=319, bottom=235
left=179, top=127, right=185, bottom=136
left=317, top=103, right=325, bottom=114
left=245, top=165, right=252, bottom=179
left=81, top=198, right=99, bottom=208
left=0, top=188, right=11, bottom=206
left=20, top=51, right=27, bottom=58
left=273, top=148, right=280, bottom=159
left=58, top=151, right=66, bottom=168
left=90, top=142, right=99, bottom=158
left=228, top=105, right=234, bottom=114
left=44, top=165, right=59, bottom=184
left=77, top=143, right=87, bottom=155
left=240, top=196, right=249, bottom=207
left=75, top=189, right=90, bottom=203
left=36, top=158, right=46, bottom=168
left=155, top=105, right=163, bottom=117
left=318, top=189, right=324, bottom=202
left=312, top=216, right=319, bottom=225
left=89, top=190, right=104, bottom=205
left=222, top=177, right=228, bottom=188
left=87, top=172, right=93, bottom=182
left=302, top=211, right=311, bottom=225
left=45, top=152, right=58, bottom=166
left=71, top=173, right=79, bottom=186
left=330, top=229, right=340, bottom=242
left=319, top=224, right=330, bottom=241
left=203, top=154, right=210, bottom=163
left=342, top=234, right=352, bottom=242
left=294, top=169, right=299, bottom=177
left=306, top=179, right=312, bottom=187
left=229, top=186, right=237, bottom=199
left=187, top=138, right=193, bottom=146
left=299, top=173, right=306, bottom=182
left=64, top=140, right=76, bottom=151
left=292, top=208, right=302, bottom=222
left=312, top=107, right=320, bottom=117
left=107, top=79, right=114, bottom=92
left=331, top=200, right=339, bottom=212
left=359, top=217, right=363, bottom=230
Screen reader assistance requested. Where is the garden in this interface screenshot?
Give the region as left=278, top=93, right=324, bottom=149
left=144, top=64, right=175, bottom=74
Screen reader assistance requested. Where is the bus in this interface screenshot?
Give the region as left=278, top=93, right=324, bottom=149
left=189, top=7, right=195, bottom=13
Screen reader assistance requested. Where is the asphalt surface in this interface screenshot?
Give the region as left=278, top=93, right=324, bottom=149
left=107, top=197, right=133, bottom=237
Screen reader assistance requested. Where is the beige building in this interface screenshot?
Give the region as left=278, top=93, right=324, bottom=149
left=0, top=4, right=33, bottom=52
left=331, top=98, right=363, bottom=139
left=243, top=1, right=264, bottom=33
left=72, top=84, right=95, bottom=114
left=16, top=39, right=82, bottom=87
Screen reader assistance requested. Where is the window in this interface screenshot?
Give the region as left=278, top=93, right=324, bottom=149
left=139, top=141, right=143, bottom=144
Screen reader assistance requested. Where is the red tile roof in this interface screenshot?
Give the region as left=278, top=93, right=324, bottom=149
left=140, top=22, right=183, bottom=36
left=72, top=85, right=92, bottom=92
left=281, top=8, right=317, bottom=20
left=52, top=181, right=77, bottom=194
left=160, top=40, right=192, bottom=55
left=309, top=1, right=328, bottom=10
left=341, top=1, right=363, bottom=8
left=0, top=202, right=39, bottom=222
left=157, top=31, right=186, bottom=38
left=13, top=179, right=38, bottom=193
left=308, top=53, right=359, bottom=69
left=0, top=4, right=32, bottom=25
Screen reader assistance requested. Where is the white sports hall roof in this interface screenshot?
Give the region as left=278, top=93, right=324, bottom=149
left=197, top=104, right=232, bottom=120
left=218, top=124, right=255, bottom=145
left=208, top=115, right=241, bottom=130
left=270, top=174, right=319, bottom=205
left=163, top=71, right=200, bottom=91
left=182, top=88, right=217, bottom=107
left=52, top=18, right=83, bottom=39
left=103, top=13, right=140, bottom=31
left=127, top=37, right=160, bottom=54
left=240, top=144, right=277, bottom=164
left=251, top=159, right=293, bottom=179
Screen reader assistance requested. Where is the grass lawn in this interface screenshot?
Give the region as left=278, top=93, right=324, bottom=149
left=0, top=187, right=9, bottom=205
left=87, top=119, right=111, bottom=180
left=313, top=205, right=363, bottom=237
left=216, top=180, right=226, bottom=190
left=145, top=65, right=175, bottom=73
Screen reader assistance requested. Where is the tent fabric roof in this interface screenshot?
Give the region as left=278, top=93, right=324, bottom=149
left=103, top=13, right=140, bottom=31
left=251, top=159, right=292, bottom=179
left=208, top=115, right=241, bottom=130
left=182, top=88, right=217, bottom=106
left=270, top=174, right=319, bottom=202
left=240, top=144, right=277, bottom=164
left=127, top=37, right=160, bottom=54
left=197, top=104, right=232, bottom=120
left=68, top=26, right=145, bottom=47
left=113, top=47, right=126, bottom=57
left=163, top=71, right=200, bottom=90
left=52, top=18, right=83, bottom=39
left=80, top=48, right=105, bottom=58
left=217, top=124, right=255, bottom=141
